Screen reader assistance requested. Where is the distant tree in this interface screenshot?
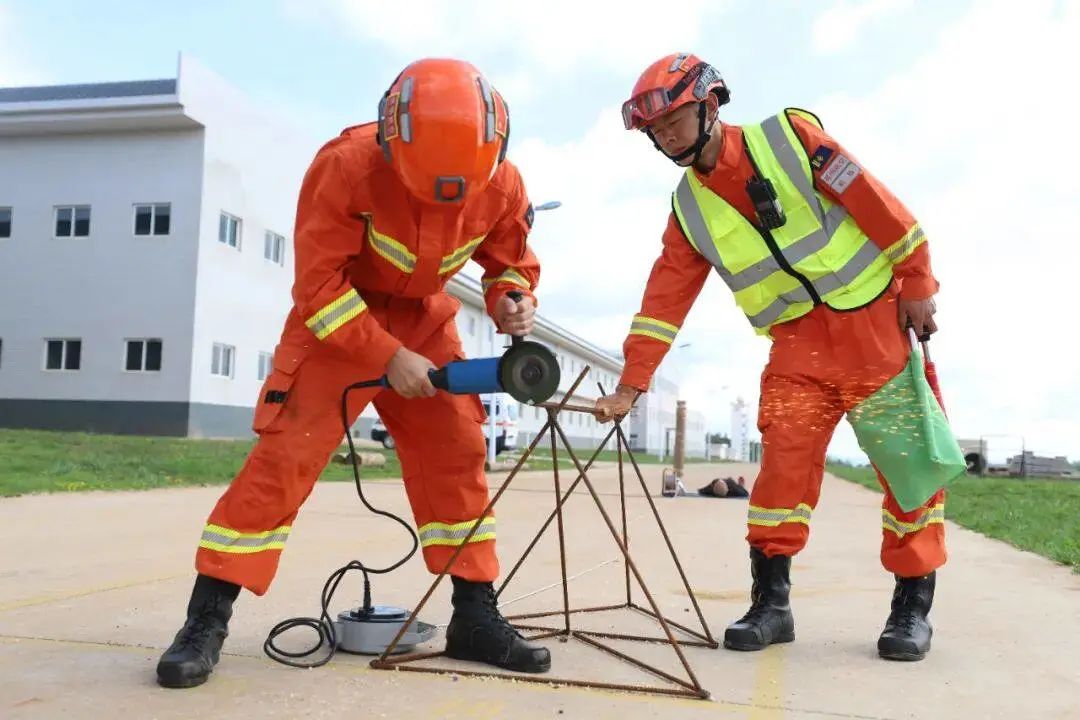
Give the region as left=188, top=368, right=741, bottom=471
left=709, top=433, right=730, bottom=445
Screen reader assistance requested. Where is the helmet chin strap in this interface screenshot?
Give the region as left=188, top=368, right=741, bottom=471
left=646, top=102, right=717, bottom=167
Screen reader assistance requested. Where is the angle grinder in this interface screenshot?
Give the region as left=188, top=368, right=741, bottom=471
left=353, top=290, right=561, bottom=404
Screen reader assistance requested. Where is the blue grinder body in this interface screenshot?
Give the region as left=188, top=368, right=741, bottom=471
left=355, top=292, right=560, bottom=404
left=361, top=346, right=557, bottom=403
left=429, top=357, right=502, bottom=395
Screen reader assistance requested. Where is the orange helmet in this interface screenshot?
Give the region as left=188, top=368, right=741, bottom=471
left=377, top=58, right=510, bottom=204
left=621, top=53, right=729, bottom=131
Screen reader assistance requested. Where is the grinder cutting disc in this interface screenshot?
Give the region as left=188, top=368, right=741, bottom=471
left=498, top=340, right=560, bottom=404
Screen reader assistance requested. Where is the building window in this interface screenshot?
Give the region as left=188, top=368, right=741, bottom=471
left=134, top=203, right=171, bottom=236
left=218, top=212, right=241, bottom=249
left=257, top=351, right=273, bottom=381
left=264, top=231, right=286, bottom=266
left=468, top=316, right=477, bottom=336
left=0, top=337, right=3, bottom=368
left=0, top=207, right=11, bottom=238
left=55, top=206, right=91, bottom=237
left=211, top=343, right=235, bottom=378
left=45, top=339, right=81, bottom=371
left=125, top=339, right=162, bottom=372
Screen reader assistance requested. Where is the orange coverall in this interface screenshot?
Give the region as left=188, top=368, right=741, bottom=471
left=620, top=118, right=946, bottom=578
left=195, top=123, right=540, bottom=595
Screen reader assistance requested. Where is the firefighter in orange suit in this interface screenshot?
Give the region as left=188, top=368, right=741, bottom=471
left=156, top=59, right=552, bottom=689
left=595, top=53, right=945, bottom=661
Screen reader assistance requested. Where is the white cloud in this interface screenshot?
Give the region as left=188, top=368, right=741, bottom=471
left=288, top=0, right=731, bottom=75
left=511, top=0, right=1080, bottom=464
left=0, top=4, right=46, bottom=87
left=810, top=0, right=914, bottom=55
left=811, top=0, right=1080, bottom=461
left=505, top=107, right=685, bottom=336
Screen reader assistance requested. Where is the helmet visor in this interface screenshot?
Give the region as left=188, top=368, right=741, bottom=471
left=621, top=87, right=675, bottom=130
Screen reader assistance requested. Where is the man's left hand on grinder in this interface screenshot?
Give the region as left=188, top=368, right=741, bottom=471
left=386, top=347, right=438, bottom=399
left=494, top=293, right=536, bottom=336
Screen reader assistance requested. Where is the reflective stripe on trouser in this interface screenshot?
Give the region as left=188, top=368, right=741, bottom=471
left=198, top=524, right=290, bottom=554
left=883, top=503, right=944, bottom=538
left=196, top=309, right=497, bottom=596
left=747, top=503, right=813, bottom=527
left=418, top=516, right=496, bottom=547
left=746, top=287, right=947, bottom=577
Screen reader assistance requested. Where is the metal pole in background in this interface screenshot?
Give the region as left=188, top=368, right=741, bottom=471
left=674, top=401, right=686, bottom=479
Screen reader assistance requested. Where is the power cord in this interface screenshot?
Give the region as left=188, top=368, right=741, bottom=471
left=263, top=381, right=418, bottom=668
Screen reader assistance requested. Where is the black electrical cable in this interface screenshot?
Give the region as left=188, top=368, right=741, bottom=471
left=263, top=380, right=419, bottom=668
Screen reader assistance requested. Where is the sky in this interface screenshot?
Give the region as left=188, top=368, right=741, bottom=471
left=2, top=0, right=1077, bottom=464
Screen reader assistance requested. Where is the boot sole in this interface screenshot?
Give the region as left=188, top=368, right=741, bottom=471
left=156, top=671, right=209, bottom=689
left=444, top=646, right=551, bottom=674
left=723, top=632, right=795, bottom=651
left=878, top=648, right=927, bottom=661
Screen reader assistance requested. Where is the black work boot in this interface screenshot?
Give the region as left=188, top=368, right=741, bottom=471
left=156, top=574, right=241, bottom=688
left=444, top=576, right=551, bottom=673
left=878, top=571, right=935, bottom=661
left=724, top=547, right=796, bottom=651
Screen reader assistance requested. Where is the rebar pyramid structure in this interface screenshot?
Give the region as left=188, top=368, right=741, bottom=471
left=371, top=367, right=717, bottom=699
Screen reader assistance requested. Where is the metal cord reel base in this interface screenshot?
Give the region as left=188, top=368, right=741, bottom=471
left=370, top=367, right=718, bottom=700
left=334, top=605, right=437, bottom=655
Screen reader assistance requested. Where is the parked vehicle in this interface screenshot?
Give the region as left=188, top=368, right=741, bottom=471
left=481, top=394, right=518, bottom=455
left=370, top=418, right=394, bottom=449
left=368, top=396, right=518, bottom=455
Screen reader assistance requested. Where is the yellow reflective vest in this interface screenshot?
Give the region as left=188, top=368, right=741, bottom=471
left=672, top=108, right=895, bottom=335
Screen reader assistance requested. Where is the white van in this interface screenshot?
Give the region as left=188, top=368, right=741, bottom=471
left=481, top=394, right=518, bottom=455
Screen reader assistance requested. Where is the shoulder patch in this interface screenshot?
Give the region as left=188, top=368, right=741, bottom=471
left=524, top=203, right=535, bottom=229
left=820, top=153, right=861, bottom=194
left=809, top=145, right=834, bottom=171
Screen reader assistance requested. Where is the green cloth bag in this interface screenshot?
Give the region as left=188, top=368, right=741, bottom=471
left=846, top=346, right=966, bottom=512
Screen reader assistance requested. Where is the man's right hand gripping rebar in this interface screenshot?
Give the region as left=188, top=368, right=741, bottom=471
left=593, top=385, right=637, bottom=423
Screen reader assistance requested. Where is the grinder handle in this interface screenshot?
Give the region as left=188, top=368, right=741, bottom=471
left=506, top=290, right=526, bottom=347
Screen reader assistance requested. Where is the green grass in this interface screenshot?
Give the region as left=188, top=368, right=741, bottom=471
left=827, top=463, right=1080, bottom=572
left=0, top=429, right=402, bottom=497
left=0, top=427, right=723, bottom=498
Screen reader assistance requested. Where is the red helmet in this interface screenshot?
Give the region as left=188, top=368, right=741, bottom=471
left=377, top=58, right=510, bottom=204
left=622, top=53, right=729, bottom=131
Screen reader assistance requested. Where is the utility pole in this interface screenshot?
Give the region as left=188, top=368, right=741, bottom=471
left=674, top=400, right=686, bottom=479
left=486, top=323, right=497, bottom=468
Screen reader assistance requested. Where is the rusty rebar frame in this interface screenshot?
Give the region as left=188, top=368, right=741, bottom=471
left=370, top=367, right=717, bottom=700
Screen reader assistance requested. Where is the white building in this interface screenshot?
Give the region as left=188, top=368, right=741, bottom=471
left=0, top=56, right=315, bottom=436
left=0, top=56, right=704, bottom=454
left=729, top=396, right=751, bottom=461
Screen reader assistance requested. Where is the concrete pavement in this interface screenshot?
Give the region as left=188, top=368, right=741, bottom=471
left=2, top=460, right=1078, bottom=719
